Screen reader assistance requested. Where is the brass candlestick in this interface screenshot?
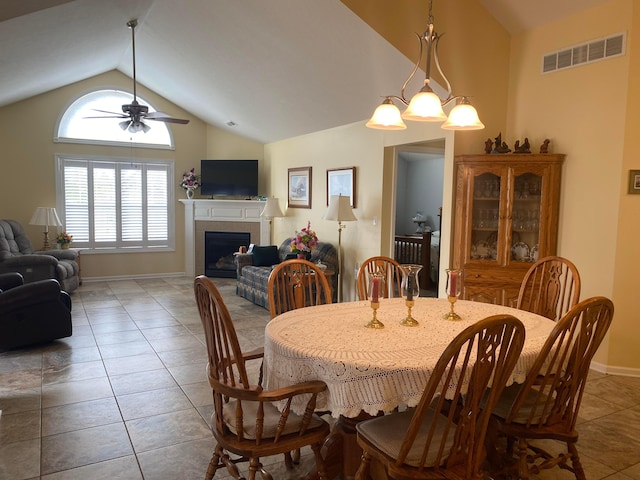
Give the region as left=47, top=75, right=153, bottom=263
left=442, top=295, right=462, bottom=321
left=442, top=269, right=463, bottom=321
left=400, top=299, right=418, bottom=326
left=365, top=301, right=385, bottom=329
left=399, top=264, right=421, bottom=326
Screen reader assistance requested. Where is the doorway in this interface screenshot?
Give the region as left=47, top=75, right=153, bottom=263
left=392, top=139, right=448, bottom=297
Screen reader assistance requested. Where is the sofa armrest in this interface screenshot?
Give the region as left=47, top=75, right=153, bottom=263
left=235, top=253, right=254, bottom=277
left=0, top=272, right=24, bottom=291
left=2, top=254, right=59, bottom=268
left=0, top=279, right=66, bottom=313
left=35, top=249, right=78, bottom=261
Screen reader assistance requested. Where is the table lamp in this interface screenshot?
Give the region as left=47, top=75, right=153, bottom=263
left=324, top=195, right=357, bottom=302
left=260, top=197, right=284, bottom=244
left=29, top=207, right=62, bottom=250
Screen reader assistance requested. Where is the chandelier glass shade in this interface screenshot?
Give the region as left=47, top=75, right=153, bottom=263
left=366, top=0, right=484, bottom=132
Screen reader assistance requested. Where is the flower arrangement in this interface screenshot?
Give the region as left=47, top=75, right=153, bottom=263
left=180, top=168, right=200, bottom=190
left=56, top=231, right=73, bottom=245
left=291, top=221, right=318, bottom=255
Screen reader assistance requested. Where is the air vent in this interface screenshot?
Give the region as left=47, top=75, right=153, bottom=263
left=542, top=32, right=625, bottom=74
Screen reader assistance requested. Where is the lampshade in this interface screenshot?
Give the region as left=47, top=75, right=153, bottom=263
left=401, top=90, right=447, bottom=121
left=365, top=98, right=407, bottom=130
left=324, top=195, right=357, bottom=222
left=441, top=97, right=485, bottom=130
left=261, top=197, right=284, bottom=218
left=29, top=207, right=62, bottom=227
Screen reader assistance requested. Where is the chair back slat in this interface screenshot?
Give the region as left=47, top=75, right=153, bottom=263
left=357, top=256, right=403, bottom=300
left=506, top=296, right=613, bottom=431
left=268, top=259, right=332, bottom=318
left=517, top=256, right=581, bottom=321
left=394, top=315, right=525, bottom=478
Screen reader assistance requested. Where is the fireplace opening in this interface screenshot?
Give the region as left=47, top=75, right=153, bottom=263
left=205, top=231, right=251, bottom=278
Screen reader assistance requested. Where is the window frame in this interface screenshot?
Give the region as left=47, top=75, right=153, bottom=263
left=55, top=154, right=176, bottom=253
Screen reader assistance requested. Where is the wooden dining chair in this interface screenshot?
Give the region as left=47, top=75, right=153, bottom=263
left=268, top=259, right=332, bottom=319
left=489, top=296, right=614, bottom=480
left=194, top=275, right=331, bottom=480
left=517, top=255, right=581, bottom=321
left=356, top=256, right=403, bottom=300
left=354, top=314, right=526, bottom=480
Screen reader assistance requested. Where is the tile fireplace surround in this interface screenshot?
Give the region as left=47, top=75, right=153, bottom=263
left=180, top=199, right=270, bottom=277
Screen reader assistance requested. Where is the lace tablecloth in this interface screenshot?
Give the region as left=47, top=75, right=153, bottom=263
left=263, top=298, right=555, bottom=418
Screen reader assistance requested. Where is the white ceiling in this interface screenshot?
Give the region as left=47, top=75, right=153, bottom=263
left=0, top=0, right=609, bottom=144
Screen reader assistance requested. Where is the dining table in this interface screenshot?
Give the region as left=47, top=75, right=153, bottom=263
left=263, top=297, right=556, bottom=479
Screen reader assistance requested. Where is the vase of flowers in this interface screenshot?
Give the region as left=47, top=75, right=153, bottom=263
left=56, top=231, right=73, bottom=249
left=180, top=168, right=200, bottom=199
left=291, top=221, right=318, bottom=260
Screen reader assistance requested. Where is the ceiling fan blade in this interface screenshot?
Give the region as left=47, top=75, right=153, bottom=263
left=145, top=111, right=190, bottom=124
left=92, top=108, right=127, bottom=116
left=85, top=115, right=127, bottom=119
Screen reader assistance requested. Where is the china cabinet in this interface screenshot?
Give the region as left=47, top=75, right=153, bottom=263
left=452, top=154, right=565, bottom=306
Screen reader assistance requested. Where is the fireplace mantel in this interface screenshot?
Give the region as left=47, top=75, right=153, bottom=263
left=180, top=199, right=270, bottom=277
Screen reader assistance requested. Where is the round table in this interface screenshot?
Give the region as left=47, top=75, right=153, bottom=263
left=264, top=297, right=555, bottom=419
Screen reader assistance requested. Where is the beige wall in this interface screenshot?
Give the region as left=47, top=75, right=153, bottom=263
left=0, top=70, right=263, bottom=280
left=505, top=0, right=638, bottom=372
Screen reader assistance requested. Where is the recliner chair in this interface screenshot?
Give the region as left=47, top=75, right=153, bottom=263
left=0, top=272, right=72, bottom=350
left=0, top=219, right=79, bottom=292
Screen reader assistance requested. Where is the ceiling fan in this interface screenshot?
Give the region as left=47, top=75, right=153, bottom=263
left=87, top=19, right=189, bottom=133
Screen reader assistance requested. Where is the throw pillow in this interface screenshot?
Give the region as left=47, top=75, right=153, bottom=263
left=252, top=246, right=280, bottom=267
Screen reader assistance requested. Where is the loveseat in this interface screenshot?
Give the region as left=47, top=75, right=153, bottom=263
left=235, top=238, right=338, bottom=309
left=0, top=219, right=80, bottom=293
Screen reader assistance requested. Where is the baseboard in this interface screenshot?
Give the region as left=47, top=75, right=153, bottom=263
left=591, top=361, right=640, bottom=378
left=82, top=272, right=187, bottom=283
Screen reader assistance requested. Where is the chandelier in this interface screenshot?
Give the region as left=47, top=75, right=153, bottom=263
left=366, top=0, right=484, bottom=131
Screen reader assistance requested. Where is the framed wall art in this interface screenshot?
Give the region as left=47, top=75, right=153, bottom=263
left=288, top=167, right=312, bottom=208
left=326, top=167, right=356, bottom=207
left=629, top=169, right=640, bottom=194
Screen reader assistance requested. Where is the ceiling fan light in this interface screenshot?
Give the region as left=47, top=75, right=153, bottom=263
left=401, top=91, right=447, bottom=122
left=366, top=98, right=407, bottom=130
left=441, top=98, right=485, bottom=130
left=119, top=120, right=130, bottom=131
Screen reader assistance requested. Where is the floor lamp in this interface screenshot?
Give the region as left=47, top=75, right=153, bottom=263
left=29, top=207, right=62, bottom=250
left=260, top=197, right=284, bottom=244
left=324, top=195, right=357, bottom=302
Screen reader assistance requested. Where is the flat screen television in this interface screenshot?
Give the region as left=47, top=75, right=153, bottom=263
left=200, top=159, right=259, bottom=198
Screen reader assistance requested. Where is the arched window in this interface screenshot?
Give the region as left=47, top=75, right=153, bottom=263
left=55, top=89, right=174, bottom=149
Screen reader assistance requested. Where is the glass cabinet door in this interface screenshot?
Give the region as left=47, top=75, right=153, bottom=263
left=470, top=172, right=502, bottom=262
left=510, top=172, right=542, bottom=264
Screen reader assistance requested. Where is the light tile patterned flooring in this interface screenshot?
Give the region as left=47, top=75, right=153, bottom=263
left=1, top=276, right=639, bottom=479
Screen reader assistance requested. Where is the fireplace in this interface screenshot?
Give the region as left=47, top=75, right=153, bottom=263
left=205, top=231, right=251, bottom=278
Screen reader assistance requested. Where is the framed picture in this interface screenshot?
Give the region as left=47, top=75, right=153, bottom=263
left=288, top=167, right=312, bottom=208
left=629, top=170, right=640, bottom=194
left=327, top=167, right=356, bottom=207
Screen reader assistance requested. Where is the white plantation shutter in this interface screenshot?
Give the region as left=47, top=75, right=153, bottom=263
left=56, top=155, right=174, bottom=250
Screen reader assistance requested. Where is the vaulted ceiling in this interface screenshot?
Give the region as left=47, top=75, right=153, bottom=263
left=0, top=0, right=608, bottom=144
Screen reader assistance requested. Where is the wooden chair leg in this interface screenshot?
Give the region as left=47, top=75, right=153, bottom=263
left=568, top=442, right=587, bottom=480
left=355, top=451, right=372, bottom=480
left=311, top=442, right=329, bottom=480
left=517, top=437, right=530, bottom=480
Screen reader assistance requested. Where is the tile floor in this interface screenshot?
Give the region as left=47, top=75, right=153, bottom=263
left=0, top=276, right=639, bottom=479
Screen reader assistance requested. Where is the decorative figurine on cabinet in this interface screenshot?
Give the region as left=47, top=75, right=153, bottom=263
left=514, top=137, right=531, bottom=153
left=484, top=138, right=493, bottom=154
left=491, top=133, right=512, bottom=154
left=540, top=139, right=551, bottom=153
